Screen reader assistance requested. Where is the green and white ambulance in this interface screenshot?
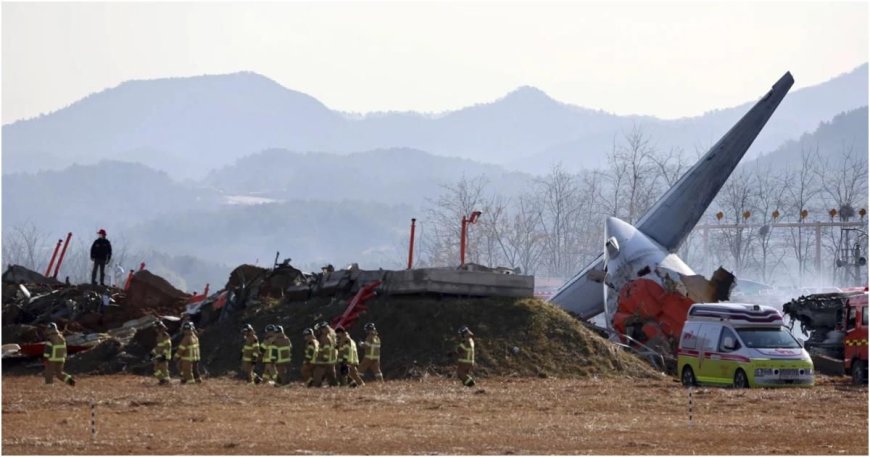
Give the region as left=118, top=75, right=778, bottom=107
left=677, top=303, right=814, bottom=388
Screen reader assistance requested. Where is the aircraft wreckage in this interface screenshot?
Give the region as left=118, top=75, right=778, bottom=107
left=550, top=72, right=795, bottom=355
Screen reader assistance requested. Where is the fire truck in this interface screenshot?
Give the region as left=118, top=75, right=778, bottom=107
left=782, top=288, right=868, bottom=384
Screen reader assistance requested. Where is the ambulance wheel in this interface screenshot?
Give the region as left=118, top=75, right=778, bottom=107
left=733, top=369, right=750, bottom=388
left=681, top=366, right=696, bottom=387
left=851, top=362, right=867, bottom=385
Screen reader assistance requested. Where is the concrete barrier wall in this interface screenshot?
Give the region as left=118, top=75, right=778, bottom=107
left=382, top=268, right=534, bottom=297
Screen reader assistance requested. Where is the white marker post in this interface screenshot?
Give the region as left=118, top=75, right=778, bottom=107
left=90, top=401, right=96, bottom=440
left=687, top=388, right=693, bottom=426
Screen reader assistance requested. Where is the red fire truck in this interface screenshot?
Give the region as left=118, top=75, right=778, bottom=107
left=782, top=288, right=868, bottom=384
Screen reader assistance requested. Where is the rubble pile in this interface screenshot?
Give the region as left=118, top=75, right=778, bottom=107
left=2, top=265, right=190, bottom=374
left=4, top=262, right=659, bottom=381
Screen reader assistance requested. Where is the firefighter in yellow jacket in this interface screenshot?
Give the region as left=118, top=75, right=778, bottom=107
left=273, top=325, right=293, bottom=386
left=301, top=328, right=318, bottom=387
left=174, top=322, right=201, bottom=384
left=456, top=325, right=476, bottom=387
left=240, top=324, right=261, bottom=384
left=310, top=322, right=337, bottom=387
left=151, top=321, right=172, bottom=385
left=336, top=327, right=364, bottom=387
left=42, top=322, right=75, bottom=386
left=358, top=322, right=384, bottom=382
left=260, top=324, right=278, bottom=385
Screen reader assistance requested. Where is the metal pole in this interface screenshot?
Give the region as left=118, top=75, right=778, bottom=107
left=815, top=221, right=822, bottom=275
left=44, top=239, right=63, bottom=277
left=703, top=228, right=709, bottom=275
left=460, top=216, right=468, bottom=266
left=407, top=218, right=416, bottom=270
left=52, top=232, right=72, bottom=279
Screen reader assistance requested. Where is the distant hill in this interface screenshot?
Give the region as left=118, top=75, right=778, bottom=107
left=752, top=106, right=868, bottom=170
left=203, top=147, right=532, bottom=206
left=1, top=160, right=222, bottom=231
left=2, top=72, right=342, bottom=178
left=4, top=64, right=867, bottom=179
left=125, top=199, right=414, bottom=269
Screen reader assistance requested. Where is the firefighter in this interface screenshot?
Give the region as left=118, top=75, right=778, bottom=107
left=175, top=322, right=201, bottom=384
left=336, top=327, right=364, bottom=387
left=240, top=324, right=261, bottom=384
left=260, top=325, right=278, bottom=385
left=42, top=323, right=75, bottom=386
left=151, top=321, right=172, bottom=385
left=358, top=322, right=384, bottom=382
left=310, top=322, right=337, bottom=387
left=456, top=325, right=476, bottom=387
left=273, top=325, right=293, bottom=386
left=301, top=328, right=318, bottom=387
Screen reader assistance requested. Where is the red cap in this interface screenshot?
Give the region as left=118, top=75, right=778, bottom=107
left=97, top=229, right=107, bottom=236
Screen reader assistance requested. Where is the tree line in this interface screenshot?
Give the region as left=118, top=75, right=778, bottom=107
left=414, top=127, right=868, bottom=288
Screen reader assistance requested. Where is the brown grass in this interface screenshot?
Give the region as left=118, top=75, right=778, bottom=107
left=2, top=374, right=866, bottom=455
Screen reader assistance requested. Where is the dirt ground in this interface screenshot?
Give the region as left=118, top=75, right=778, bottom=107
left=2, top=374, right=867, bottom=455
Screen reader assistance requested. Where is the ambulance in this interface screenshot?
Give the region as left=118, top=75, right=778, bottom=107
left=677, top=303, right=814, bottom=388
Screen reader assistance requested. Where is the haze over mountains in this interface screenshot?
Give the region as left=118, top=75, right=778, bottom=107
left=2, top=64, right=867, bottom=290
left=3, top=64, right=867, bottom=179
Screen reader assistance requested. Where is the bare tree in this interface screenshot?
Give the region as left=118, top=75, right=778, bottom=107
left=715, top=170, right=757, bottom=276
left=535, top=164, right=586, bottom=278
left=2, top=223, right=49, bottom=272
left=814, top=144, right=869, bottom=284
left=421, top=175, right=490, bottom=267
left=750, top=164, right=789, bottom=283
left=783, top=146, right=822, bottom=284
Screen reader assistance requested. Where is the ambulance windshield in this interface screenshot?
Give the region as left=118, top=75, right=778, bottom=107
left=736, top=327, right=801, bottom=349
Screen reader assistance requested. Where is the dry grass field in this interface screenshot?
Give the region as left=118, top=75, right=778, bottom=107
left=2, top=374, right=866, bottom=455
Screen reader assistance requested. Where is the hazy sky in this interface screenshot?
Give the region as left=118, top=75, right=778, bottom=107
left=2, top=1, right=867, bottom=124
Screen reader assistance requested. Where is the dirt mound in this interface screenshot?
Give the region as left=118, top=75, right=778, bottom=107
left=2, top=265, right=62, bottom=286
left=198, top=296, right=658, bottom=380
left=126, top=270, right=189, bottom=312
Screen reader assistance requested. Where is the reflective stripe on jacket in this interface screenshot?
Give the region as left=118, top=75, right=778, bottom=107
left=242, top=336, right=259, bottom=362
left=153, top=334, right=171, bottom=359
left=364, top=334, right=381, bottom=360
left=315, top=334, right=333, bottom=364
left=260, top=338, right=275, bottom=363
left=458, top=338, right=474, bottom=364
left=44, top=339, right=67, bottom=362
left=304, top=340, right=319, bottom=364
left=339, top=339, right=359, bottom=365
left=178, top=334, right=201, bottom=361
left=274, top=336, right=292, bottom=364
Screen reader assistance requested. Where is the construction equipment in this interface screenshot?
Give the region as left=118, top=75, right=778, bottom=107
left=782, top=288, right=868, bottom=384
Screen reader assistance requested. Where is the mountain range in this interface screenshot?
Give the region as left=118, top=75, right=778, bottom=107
left=2, top=64, right=867, bottom=290
left=4, top=64, right=867, bottom=179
